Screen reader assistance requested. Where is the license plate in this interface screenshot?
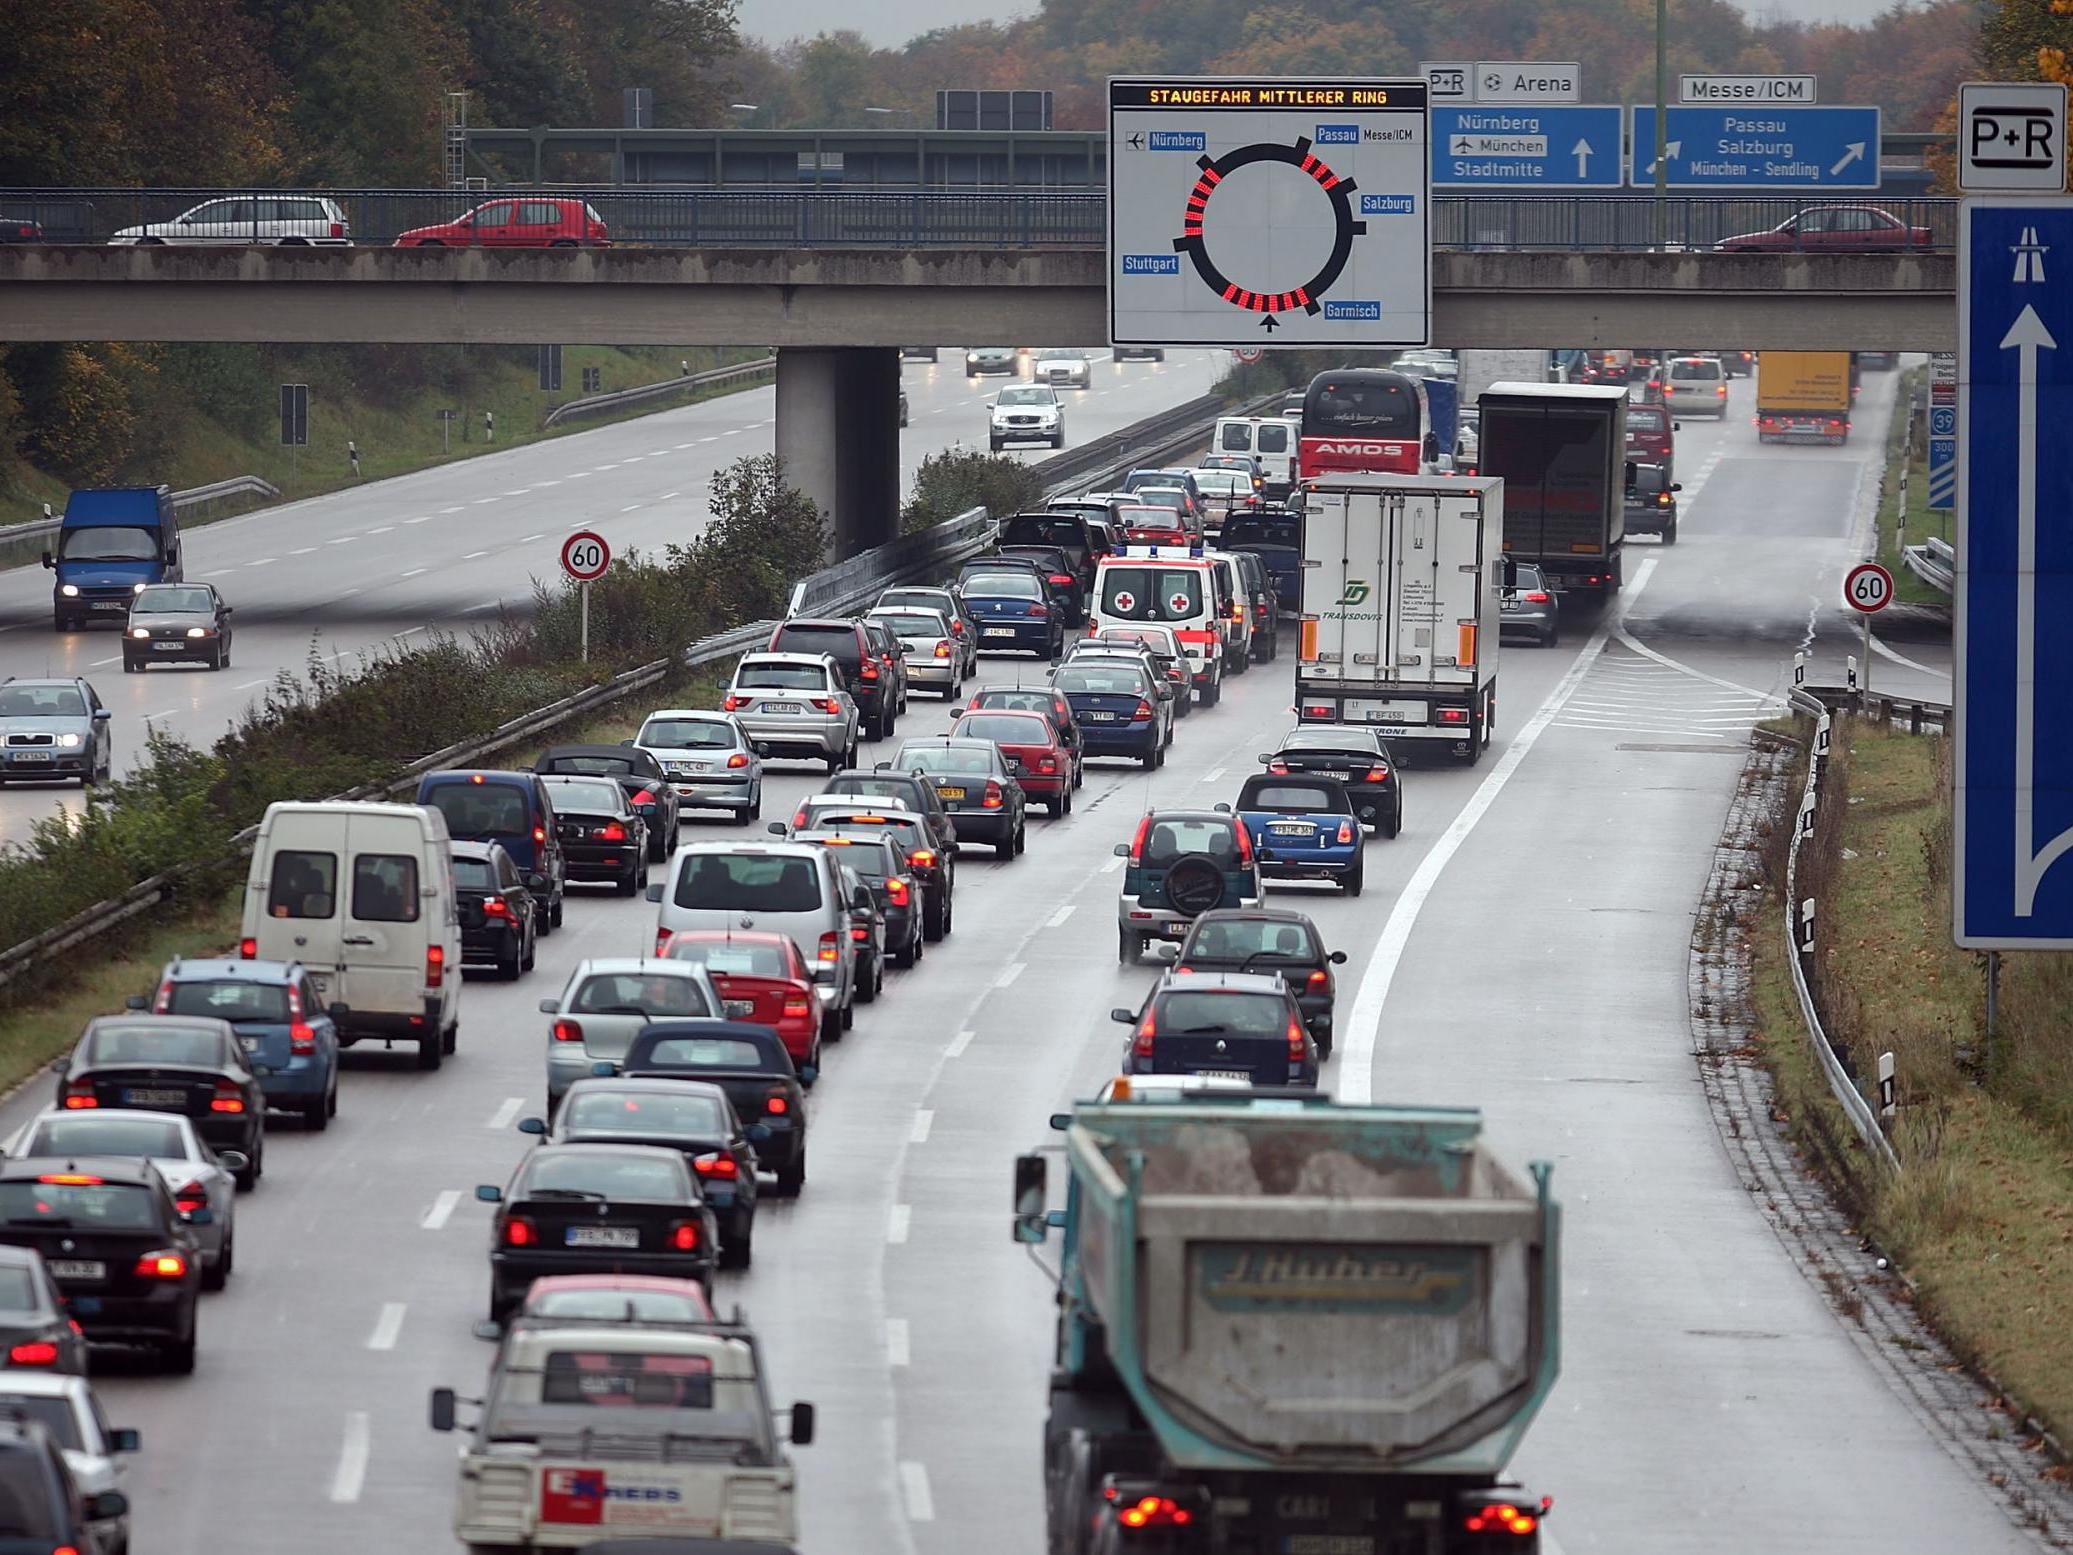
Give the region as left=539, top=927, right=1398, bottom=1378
left=239, top=1035, right=262, bottom=1052
left=1500, top=600, right=1520, bottom=613
left=10, top=752, right=50, bottom=763
left=565, top=1226, right=639, bottom=1249
left=724, top=999, right=754, bottom=1018
left=1198, top=1069, right=1251, bottom=1081
left=90, top=601, right=125, bottom=612
left=1270, top=823, right=1313, bottom=835
left=936, top=786, right=967, bottom=800
left=124, top=1087, right=187, bottom=1106
left=1285, top=1539, right=1376, bottom=1555
left=47, top=1261, right=104, bottom=1281
left=984, top=627, right=1017, bottom=638
left=153, top=641, right=186, bottom=651
left=760, top=702, right=801, bottom=714
left=1082, top=710, right=1118, bottom=722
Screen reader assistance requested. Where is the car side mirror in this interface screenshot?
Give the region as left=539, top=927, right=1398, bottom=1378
left=220, top=605, right=233, bottom=616
left=1012, top=1152, right=1049, bottom=1244
left=46, top=1057, right=65, bottom=1075
left=799, top=1064, right=819, bottom=1085
left=125, top=994, right=147, bottom=1011
left=1329, top=950, right=1349, bottom=965
left=1109, top=1007, right=1135, bottom=1024
left=429, top=1388, right=457, bottom=1433
left=474, top=1184, right=502, bottom=1204
left=645, top=883, right=664, bottom=903
left=874, top=761, right=891, bottom=772
left=1212, top=802, right=1231, bottom=814
left=1671, top=482, right=1684, bottom=492
left=767, top=821, right=789, bottom=836
left=789, top=1400, right=817, bottom=1446
left=1113, top=843, right=1129, bottom=857
left=620, top=737, right=635, bottom=746
left=525, top=872, right=547, bottom=892
left=216, top=1150, right=250, bottom=1177
left=89, top=1492, right=128, bottom=1521
left=39, top=552, right=52, bottom=570
left=537, top=998, right=558, bottom=1014
left=92, top=709, right=111, bottom=721
left=109, top=1428, right=139, bottom=1454
left=517, top=1116, right=546, bottom=1136
left=165, top=543, right=179, bottom=565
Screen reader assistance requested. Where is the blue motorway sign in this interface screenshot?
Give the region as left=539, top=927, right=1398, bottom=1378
left=1957, top=199, right=2073, bottom=946
left=1928, top=435, right=1956, bottom=510
left=1432, top=105, right=1623, bottom=189
left=1628, top=106, right=1881, bottom=189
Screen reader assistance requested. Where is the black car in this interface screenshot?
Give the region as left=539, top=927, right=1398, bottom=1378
left=858, top=618, right=912, bottom=723
left=0, top=1417, right=128, bottom=1547
left=452, top=840, right=538, bottom=980
left=889, top=737, right=1026, bottom=859
left=794, top=831, right=923, bottom=971
left=0, top=1158, right=204, bottom=1371
left=809, top=768, right=960, bottom=851
left=523, top=1077, right=760, bottom=1270
left=997, top=544, right=1085, bottom=622
left=766, top=619, right=894, bottom=740
left=55, top=1015, right=266, bottom=1188
left=1625, top=462, right=1681, bottom=544
left=834, top=859, right=887, bottom=1004
left=1262, top=725, right=1403, bottom=838
left=417, top=768, right=568, bottom=931
left=1000, top=512, right=1098, bottom=597
left=535, top=743, right=681, bottom=861
left=1175, top=909, right=1348, bottom=1056
left=1230, top=550, right=1280, bottom=663
left=619, top=1022, right=812, bottom=1195
left=540, top=773, right=648, bottom=895
left=0, top=217, right=45, bottom=243
left=121, top=582, right=233, bottom=672
left=477, top=1144, right=720, bottom=1323
left=799, top=805, right=954, bottom=942
left=0, top=1247, right=87, bottom=1376
left=1112, top=970, right=1320, bottom=1088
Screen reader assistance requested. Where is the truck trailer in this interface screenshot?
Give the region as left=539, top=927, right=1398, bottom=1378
left=1755, top=350, right=1852, bottom=445
left=1293, top=473, right=1503, bottom=766
left=1016, top=1084, right=1560, bottom=1555
left=1477, top=383, right=1630, bottom=602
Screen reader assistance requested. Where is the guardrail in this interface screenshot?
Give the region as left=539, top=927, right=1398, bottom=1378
left=543, top=356, right=775, bottom=429
left=0, top=187, right=1962, bottom=252
left=1, top=475, right=283, bottom=550
left=1901, top=534, right=1954, bottom=597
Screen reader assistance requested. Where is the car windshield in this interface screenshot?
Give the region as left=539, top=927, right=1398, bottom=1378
left=808, top=837, right=896, bottom=878
left=23, top=1115, right=186, bottom=1159
left=0, top=1180, right=158, bottom=1231
left=85, top=1022, right=224, bottom=1068
left=997, top=388, right=1055, bottom=406
left=957, top=714, right=1050, bottom=744
left=897, top=745, right=996, bottom=776
left=1102, top=567, right=1204, bottom=622
left=1194, top=472, right=1245, bottom=493
left=425, top=782, right=527, bottom=837
left=1054, top=666, right=1148, bottom=696
left=735, top=665, right=827, bottom=691
left=1627, top=408, right=1667, bottom=432
left=771, top=626, right=857, bottom=658
left=542, top=754, right=639, bottom=778
left=974, top=691, right=1059, bottom=715
left=1136, top=489, right=1187, bottom=512
left=563, top=1089, right=727, bottom=1138
left=873, top=613, right=946, bottom=638
left=1241, top=782, right=1348, bottom=813
left=879, top=591, right=953, bottom=614
left=135, top=586, right=212, bottom=612
left=1102, top=627, right=1180, bottom=653
left=664, top=939, right=791, bottom=978
left=1669, top=360, right=1714, bottom=380
left=641, top=718, right=736, bottom=749
left=635, top=1036, right=767, bottom=1069
left=0, top=1396, right=77, bottom=1453
left=521, top=1154, right=683, bottom=1202
left=1185, top=917, right=1318, bottom=963
left=0, top=1271, right=42, bottom=1316
left=451, top=858, right=495, bottom=889
left=1282, top=727, right=1384, bottom=757
left=0, top=686, right=85, bottom=719
left=673, top=854, right=821, bottom=912
left=964, top=573, right=1042, bottom=600
left=1143, top=817, right=1238, bottom=864
left=543, top=778, right=623, bottom=813
left=163, top=979, right=290, bottom=1023
left=540, top=1350, right=714, bottom=1409
left=570, top=973, right=712, bottom=1018
left=528, top=1288, right=711, bottom=1323
left=1155, top=990, right=1289, bottom=1037
left=1004, top=519, right=1082, bottom=548
left=56, top=525, right=158, bottom=561
left=1222, top=516, right=1299, bottom=548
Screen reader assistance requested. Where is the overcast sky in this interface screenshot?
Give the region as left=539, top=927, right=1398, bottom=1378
left=737, top=0, right=1904, bottom=49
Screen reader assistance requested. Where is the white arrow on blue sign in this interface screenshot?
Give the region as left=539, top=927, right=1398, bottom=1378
left=1928, top=436, right=1956, bottom=510
left=1627, top=105, right=1881, bottom=189
left=1957, top=198, right=2073, bottom=945
left=1432, top=105, right=1624, bottom=189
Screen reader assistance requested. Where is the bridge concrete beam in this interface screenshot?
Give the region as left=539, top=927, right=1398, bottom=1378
left=774, top=346, right=900, bottom=559
left=0, top=245, right=1957, bottom=351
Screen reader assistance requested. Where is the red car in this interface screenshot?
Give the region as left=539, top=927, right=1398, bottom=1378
left=394, top=197, right=610, bottom=248
left=950, top=708, right=1073, bottom=817
left=659, top=930, right=821, bottom=1068
left=965, top=686, right=1084, bottom=785
left=1715, top=205, right=1932, bottom=253
left=1624, top=402, right=1676, bottom=480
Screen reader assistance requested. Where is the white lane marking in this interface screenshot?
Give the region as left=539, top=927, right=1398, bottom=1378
left=1102, top=854, right=1126, bottom=873
left=368, top=525, right=393, bottom=535
left=143, top=707, right=176, bottom=721
left=398, top=626, right=425, bottom=638
left=290, top=546, right=317, bottom=556
left=1202, top=766, right=1226, bottom=784
left=1611, top=626, right=1786, bottom=706
left=486, top=1096, right=524, bottom=1130
left=328, top=1412, right=370, bottom=1502
left=439, top=505, right=464, bottom=514
left=464, top=550, right=489, bottom=561
left=900, top=1461, right=935, bottom=1522
left=995, top=962, right=1026, bottom=988
left=621, top=504, right=642, bottom=513
left=89, top=656, right=118, bottom=668
left=675, top=442, right=696, bottom=450
left=404, top=515, right=432, bottom=525
left=1340, top=557, right=1658, bottom=1104
left=472, top=496, right=496, bottom=505
left=325, top=536, right=355, bottom=546
left=501, top=490, right=528, bottom=497
left=696, top=435, right=718, bottom=444
left=1870, top=632, right=1944, bottom=679
left=365, top=1302, right=406, bottom=1351
left=237, top=678, right=265, bottom=689
left=466, top=601, right=501, bottom=614
left=946, top=1029, right=975, bottom=1057
left=1047, top=904, right=1077, bottom=928
left=420, top=1188, right=462, bottom=1230
left=563, top=472, right=589, bottom=480
left=198, top=568, right=232, bottom=577
left=535, top=480, right=560, bottom=488
left=596, top=462, right=621, bottom=470
left=648, top=449, right=670, bottom=457
left=520, top=533, right=545, bottom=544
left=886, top=1317, right=910, bottom=1366
left=659, top=490, right=681, bottom=501
left=246, top=557, right=276, bottom=568
left=888, top=1204, right=912, bottom=1244
left=909, top=1109, right=934, bottom=1144
left=400, top=567, right=426, bottom=578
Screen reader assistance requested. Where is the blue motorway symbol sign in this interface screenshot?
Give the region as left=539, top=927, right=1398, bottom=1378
left=1931, top=405, right=1957, bottom=437
left=1432, top=105, right=1623, bottom=188
left=1928, top=436, right=1956, bottom=510
left=1957, top=198, right=2073, bottom=945
left=1628, top=105, right=1881, bottom=189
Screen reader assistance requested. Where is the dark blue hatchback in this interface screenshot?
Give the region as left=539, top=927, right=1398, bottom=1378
left=416, top=769, right=567, bottom=931
left=1052, top=660, right=1163, bottom=768
left=960, top=572, right=1063, bottom=659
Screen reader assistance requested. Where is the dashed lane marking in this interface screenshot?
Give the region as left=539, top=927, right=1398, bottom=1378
left=420, top=1189, right=461, bottom=1231
left=328, top=1413, right=370, bottom=1503
left=365, top=1303, right=406, bottom=1351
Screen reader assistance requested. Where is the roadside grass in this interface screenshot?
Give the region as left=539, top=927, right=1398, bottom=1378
left=1872, top=364, right=1949, bottom=608
left=1749, top=717, right=2073, bottom=1442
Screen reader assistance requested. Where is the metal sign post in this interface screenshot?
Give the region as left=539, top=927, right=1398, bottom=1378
left=561, top=530, right=612, bottom=662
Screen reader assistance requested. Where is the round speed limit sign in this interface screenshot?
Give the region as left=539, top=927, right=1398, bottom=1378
left=1235, top=347, right=1263, bottom=364
left=561, top=530, right=611, bottom=582
left=1843, top=562, right=1893, bottom=614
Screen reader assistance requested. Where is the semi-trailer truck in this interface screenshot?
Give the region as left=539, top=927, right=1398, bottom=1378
left=1478, top=383, right=1630, bottom=601
left=1756, top=350, right=1852, bottom=444
left=1016, top=1083, right=1560, bottom=1555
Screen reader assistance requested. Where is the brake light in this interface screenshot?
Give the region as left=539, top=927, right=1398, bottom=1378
left=1132, top=700, right=1153, bottom=721
left=765, top=1093, right=790, bottom=1115
left=781, top=993, right=813, bottom=1019
left=1437, top=708, right=1469, bottom=725
left=329, top=221, right=345, bottom=239
left=1233, top=818, right=1253, bottom=866
left=1049, top=574, right=1073, bottom=586
left=1132, top=1003, right=1157, bottom=1057
left=6, top=1342, right=57, bottom=1366
left=668, top=1221, right=703, bottom=1251
left=289, top=1022, right=316, bottom=1055
left=61, top=1085, right=96, bottom=1110
left=483, top=895, right=509, bottom=917
left=1268, top=759, right=1289, bottom=774
left=551, top=1019, right=584, bottom=1043
left=239, top=937, right=257, bottom=960
left=1523, top=590, right=1551, bottom=603
left=174, top=1181, right=207, bottom=1216
left=693, top=1153, right=739, bottom=1180
left=1306, top=969, right=1328, bottom=990
left=1716, top=384, right=1728, bottom=397
left=851, top=925, right=869, bottom=942
left=36, top=1175, right=102, bottom=1186
left=887, top=876, right=912, bottom=905
left=793, top=808, right=809, bottom=828
left=1463, top=1504, right=1540, bottom=1537
left=982, top=781, right=1003, bottom=809
left=1364, top=766, right=1390, bottom=782
left=133, top=1251, right=188, bottom=1280
left=533, top=825, right=546, bottom=846
left=1287, top=1016, right=1307, bottom=1061
left=908, top=848, right=937, bottom=870
left=1037, top=755, right=1059, bottom=774
left=1336, top=820, right=1354, bottom=844
left=861, top=660, right=880, bottom=680
left=209, top=1082, right=245, bottom=1114
left=502, top=1216, right=537, bottom=1247
left=1128, top=815, right=1151, bottom=863
left=723, top=694, right=747, bottom=712
left=934, top=641, right=951, bottom=659
left=818, top=931, right=840, bottom=964
left=597, top=823, right=627, bottom=842
left=426, top=943, right=446, bottom=990
left=1029, top=603, right=1049, bottom=618
left=152, top=978, right=173, bottom=1014
left=656, top=927, right=672, bottom=955
left=1117, top=1495, right=1193, bottom=1529
left=629, top=787, right=657, bottom=807
left=814, top=698, right=842, bottom=714
left=722, top=751, right=749, bottom=770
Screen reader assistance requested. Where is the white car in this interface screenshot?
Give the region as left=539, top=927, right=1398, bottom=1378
left=991, top=385, right=1065, bottom=451
left=109, top=195, right=352, bottom=246
left=5, top=1109, right=241, bottom=1289
left=1035, top=350, right=1092, bottom=389
left=0, top=1372, right=137, bottom=1555
left=866, top=606, right=961, bottom=695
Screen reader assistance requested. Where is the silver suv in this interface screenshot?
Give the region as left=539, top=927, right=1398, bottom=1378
left=0, top=677, right=111, bottom=786
left=723, top=653, right=859, bottom=775
left=646, top=842, right=857, bottom=1046
left=110, top=196, right=352, bottom=247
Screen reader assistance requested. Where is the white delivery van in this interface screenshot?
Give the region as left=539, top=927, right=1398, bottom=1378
left=241, top=801, right=461, bottom=1070
left=1211, top=415, right=1300, bottom=500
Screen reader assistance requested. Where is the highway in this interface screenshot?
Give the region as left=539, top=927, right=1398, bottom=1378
left=0, top=360, right=2023, bottom=1555
left=0, top=348, right=1225, bottom=846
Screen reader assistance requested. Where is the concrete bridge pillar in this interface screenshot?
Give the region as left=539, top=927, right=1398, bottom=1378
left=774, top=346, right=901, bottom=559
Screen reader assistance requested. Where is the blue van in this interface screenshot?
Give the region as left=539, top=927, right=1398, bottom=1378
left=415, top=770, right=568, bottom=931
left=43, top=486, right=182, bottom=630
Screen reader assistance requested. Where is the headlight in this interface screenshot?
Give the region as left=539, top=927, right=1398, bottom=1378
left=59, top=585, right=78, bottom=597
left=57, top=733, right=81, bottom=749
left=187, top=626, right=207, bottom=638
left=130, top=627, right=150, bottom=640
left=133, top=583, right=146, bottom=594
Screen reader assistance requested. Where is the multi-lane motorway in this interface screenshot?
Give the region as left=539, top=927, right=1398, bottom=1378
left=0, top=359, right=2017, bottom=1555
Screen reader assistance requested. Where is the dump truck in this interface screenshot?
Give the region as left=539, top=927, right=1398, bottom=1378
left=1015, top=1082, right=1560, bottom=1555
left=1478, top=383, right=1630, bottom=601
left=1756, top=349, right=1852, bottom=445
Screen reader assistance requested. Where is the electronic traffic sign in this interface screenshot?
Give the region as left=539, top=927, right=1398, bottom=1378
left=1108, top=77, right=1430, bottom=349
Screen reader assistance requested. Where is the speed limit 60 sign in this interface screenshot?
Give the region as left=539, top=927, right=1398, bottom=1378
left=561, top=530, right=611, bottom=582
left=1844, top=561, right=1893, bottom=614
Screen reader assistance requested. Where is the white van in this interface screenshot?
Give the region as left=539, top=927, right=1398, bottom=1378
left=1204, top=550, right=1253, bottom=671
left=241, top=801, right=461, bottom=1070
left=1211, top=416, right=1300, bottom=500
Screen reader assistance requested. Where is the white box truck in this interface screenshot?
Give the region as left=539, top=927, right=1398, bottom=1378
left=1296, top=472, right=1503, bottom=765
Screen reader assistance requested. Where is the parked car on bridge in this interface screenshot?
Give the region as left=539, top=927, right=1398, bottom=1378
left=394, top=198, right=609, bottom=248
left=1714, top=205, right=1933, bottom=253
left=108, top=195, right=351, bottom=247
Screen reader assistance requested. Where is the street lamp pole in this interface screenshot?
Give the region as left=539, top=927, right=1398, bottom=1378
left=1652, top=0, right=1668, bottom=249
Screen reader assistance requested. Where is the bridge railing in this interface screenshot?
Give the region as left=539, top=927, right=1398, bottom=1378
left=0, top=188, right=1960, bottom=251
